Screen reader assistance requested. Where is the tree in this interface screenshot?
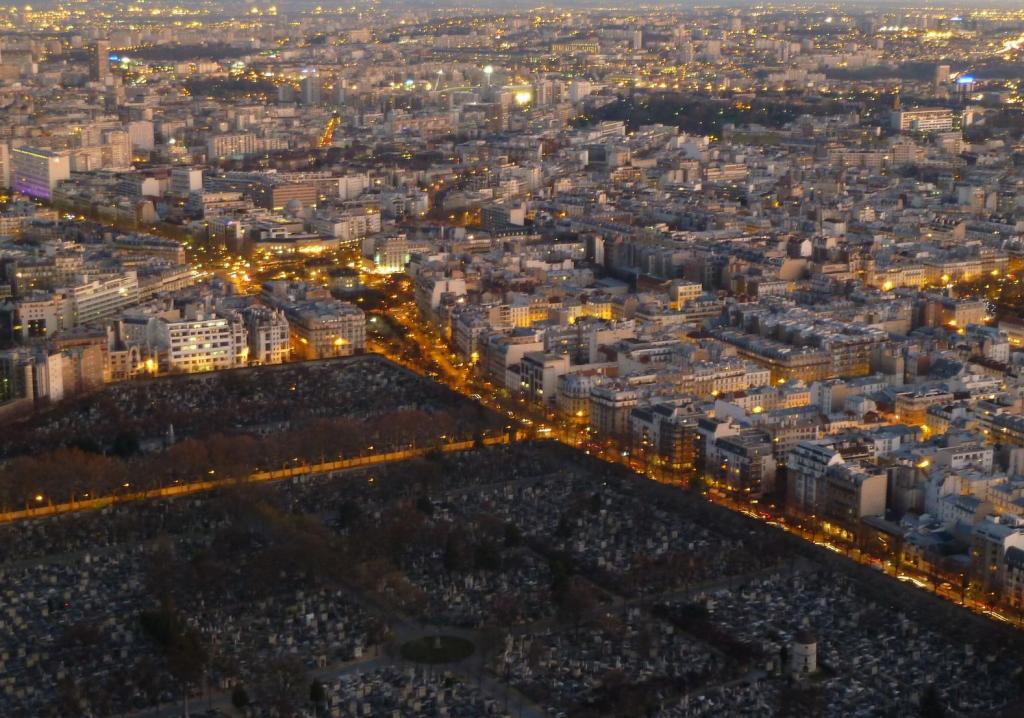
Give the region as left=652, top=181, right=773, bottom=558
left=919, top=684, right=947, bottom=718
left=144, top=538, right=181, bottom=604
left=54, top=676, right=82, bottom=716
left=69, top=436, right=103, bottom=454
left=309, top=680, right=327, bottom=716
left=164, top=439, right=212, bottom=482
left=231, top=685, right=250, bottom=711
left=167, top=626, right=207, bottom=690
left=690, top=472, right=707, bottom=494
left=335, top=500, right=362, bottom=530
left=139, top=602, right=208, bottom=716
left=110, top=430, right=140, bottom=458
left=443, top=529, right=472, bottom=573
left=473, top=539, right=500, bottom=571
left=556, top=576, right=597, bottom=626
left=415, top=495, right=434, bottom=516
left=255, top=656, right=307, bottom=717
left=503, top=522, right=522, bottom=548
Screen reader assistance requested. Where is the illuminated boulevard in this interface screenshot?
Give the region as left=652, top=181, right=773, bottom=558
left=0, top=435, right=515, bottom=525
left=366, top=273, right=1024, bottom=631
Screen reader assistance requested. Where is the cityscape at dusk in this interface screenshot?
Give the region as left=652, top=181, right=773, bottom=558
left=2, top=1, right=1024, bottom=716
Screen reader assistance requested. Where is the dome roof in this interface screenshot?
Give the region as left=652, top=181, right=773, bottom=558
left=793, top=628, right=817, bottom=645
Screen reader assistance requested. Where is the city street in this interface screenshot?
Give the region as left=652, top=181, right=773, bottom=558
left=368, top=279, right=1024, bottom=631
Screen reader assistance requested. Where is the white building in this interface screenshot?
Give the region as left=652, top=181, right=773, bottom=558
left=12, top=147, right=71, bottom=200
left=127, top=120, right=155, bottom=151
left=207, top=133, right=258, bottom=160
left=149, top=312, right=248, bottom=373
left=517, top=351, right=571, bottom=406
left=368, top=234, right=410, bottom=274
left=169, top=167, right=203, bottom=197
left=310, top=210, right=381, bottom=244
left=0, top=347, right=64, bottom=404
left=0, top=142, right=10, bottom=188
left=243, top=306, right=290, bottom=365
left=891, top=108, right=954, bottom=133
left=787, top=440, right=845, bottom=512
left=66, top=272, right=140, bottom=326
left=14, top=293, right=68, bottom=340
left=285, top=301, right=366, bottom=360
